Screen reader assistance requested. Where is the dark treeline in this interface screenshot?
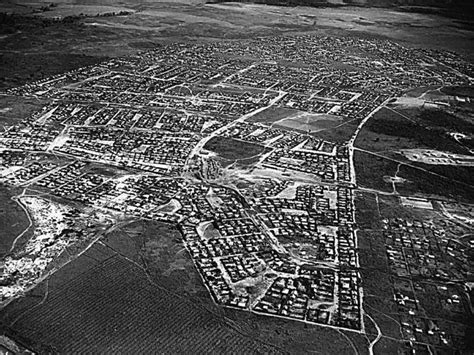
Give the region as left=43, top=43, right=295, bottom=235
left=0, top=13, right=82, bottom=34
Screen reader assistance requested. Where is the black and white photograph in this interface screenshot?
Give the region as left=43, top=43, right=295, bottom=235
left=0, top=0, right=473, bottom=353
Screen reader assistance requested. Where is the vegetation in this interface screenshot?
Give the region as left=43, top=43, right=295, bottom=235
left=357, top=107, right=470, bottom=155
left=354, top=150, right=397, bottom=193
left=441, top=86, right=474, bottom=98
left=0, top=220, right=371, bottom=353
left=247, top=106, right=299, bottom=124
left=0, top=185, right=30, bottom=257
left=396, top=164, right=474, bottom=202
left=0, top=14, right=111, bottom=89
left=311, top=119, right=359, bottom=144
left=204, top=136, right=270, bottom=165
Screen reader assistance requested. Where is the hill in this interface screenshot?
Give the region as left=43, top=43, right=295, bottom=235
left=206, top=0, right=474, bottom=19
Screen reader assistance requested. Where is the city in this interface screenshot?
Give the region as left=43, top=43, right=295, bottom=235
left=0, top=32, right=473, bottom=353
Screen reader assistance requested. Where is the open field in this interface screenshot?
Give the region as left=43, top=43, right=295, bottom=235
left=273, top=113, right=343, bottom=133
left=247, top=106, right=300, bottom=125
left=355, top=107, right=471, bottom=155
left=395, top=164, right=474, bottom=202
left=248, top=107, right=344, bottom=133
left=0, top=185, right=30, bottom=257
left=1, top=1, right=474, bottom=90
left=0, top=95, right=48, bottom=129
left=354, top=191, right=382, bottom=230
left=354, top=150, right=398, bottom=193
left=204, top=136, right=270, bottom=167
left=354, top=105, right=474, bottom=200
left=354, top=149, right=474, bottom=202
left=249, top=106, right=357, bottom=143
left=310, top=118, right=360, bottom=144
left=441, top=86, right=474, bottom=98
left=103, top=221, right=208, bottom=298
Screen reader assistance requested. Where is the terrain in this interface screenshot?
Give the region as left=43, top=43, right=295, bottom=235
left=208, top=0, right=474, bottom=19
left=1, top=0, right=474, bottom=89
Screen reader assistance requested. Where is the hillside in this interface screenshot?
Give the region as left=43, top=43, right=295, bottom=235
left=206, top=0, right=474, bottom=18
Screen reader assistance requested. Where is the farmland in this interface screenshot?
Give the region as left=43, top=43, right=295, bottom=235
left=1, top=248, right=278, bottom=353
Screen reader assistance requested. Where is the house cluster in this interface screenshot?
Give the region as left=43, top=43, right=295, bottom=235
left=3, top=161, right=58, bottom=186
left=384, top=219, right=468, bottom=281
left=381, top=219, right=471, bottom=351
left=0, top=124, right=58, bottom=152
left=35, top=161, right=87, bottom=190
left=0, top=150, right=27, bottom=169
left=241, top=177, right=289, bottom=199
left=253, top=268, right=360, bottom=329
left=51, top=127, right=198, bottom=176
left=263, top=149, right=338, bottom=181
left=220, top=254, right=263, bottom=283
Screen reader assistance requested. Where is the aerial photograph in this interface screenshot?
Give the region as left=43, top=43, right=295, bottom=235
left=0, top=0, right=472, bottom=353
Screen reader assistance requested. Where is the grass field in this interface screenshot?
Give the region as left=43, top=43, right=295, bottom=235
left=247, top=106, right=299, bottom=124
left=2, top=255, right=278, bottom=353
left=248, top=106, right=358, bottom=144
left=0, top=96, right=47, bottom=129
left=395, top=164, right=474, bottom=202
left=441, top=86, right=474, bottom=98
left=204, top=136, right=270, bottom=167
left=103, top=221, right=208, bottom=298
left=354, top=191, right=383, bottom=230
left=249, top=106, right=345, bottom=133
left=355, top=107, right=470, bottom=155
left=353, top=150, right=398, bottom=193
left=0, top=185, right=30, bottom=258
left=354, top=149, right=474, bottom=202
left=354, top=105, right=474, bottom=201
left=310, top=118, right=360, bottom=144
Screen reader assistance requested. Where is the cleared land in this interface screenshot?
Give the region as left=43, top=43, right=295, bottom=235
left=204, top=136, right=270, bottom=167
left=354, top=150, right=398, bottom=194
left=247, top=106, right=300, bottom=125
left=355, top=107, right=471, bottom=156
left=1, top=1, right=474, bottom=90
left=249, top=106, right=356, bottom=143
left=273, top=113, right=343, bottom=133
left=0, top=96, right=47, bottom=129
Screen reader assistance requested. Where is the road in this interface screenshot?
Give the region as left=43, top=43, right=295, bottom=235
left=366, top=314, right=382, bottom=355
left=347, top=99, right=391, bottom=186
left=9, top=189, right=32, bottom=253
left=183, top=90, right=287, bottom=174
